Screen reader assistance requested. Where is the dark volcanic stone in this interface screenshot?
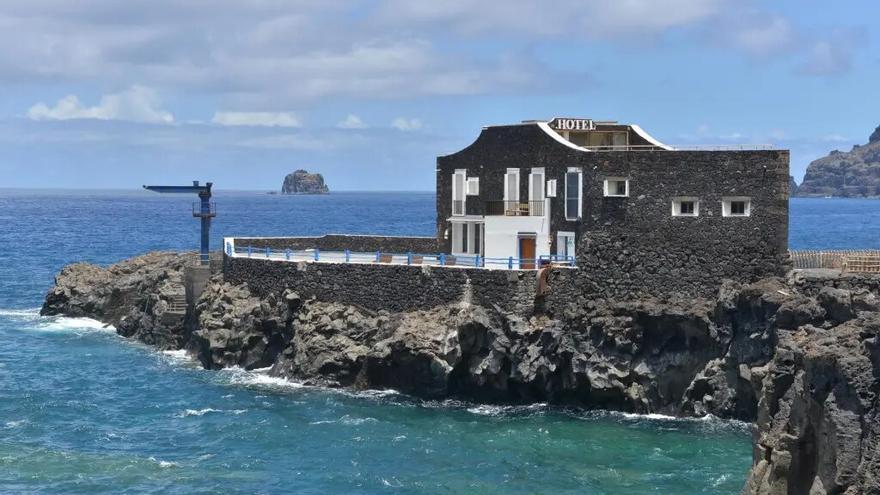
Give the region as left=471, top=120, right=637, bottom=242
left=797, top=125, right=880, bottom=197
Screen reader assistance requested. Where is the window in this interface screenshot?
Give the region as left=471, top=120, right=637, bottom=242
left=466, top=177, right=479, bottom=196
left=556, top=231, right=576, bottom=260
left=672, top=197, right=699, bottom=217
left=565, top=167, right=582, bottom=220
left=722, top=197, right=751, bottom=217
left=546, top=179, right=557, bottom=198
left=504, top=168, right=520, bottom=202
left=604, top=178, right=629, bottom=197
left=529, top=168, right=545, bottom=216
left=451, top=222, right=483, bottom=255
left=452, top=170, right=466, bottom=216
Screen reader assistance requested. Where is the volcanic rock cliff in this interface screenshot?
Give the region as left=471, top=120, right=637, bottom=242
left=797, top=125, right=880, bottom=197
left=41, top=253, right=880, bottom=494
left=281, top=169, right=329, bottom=194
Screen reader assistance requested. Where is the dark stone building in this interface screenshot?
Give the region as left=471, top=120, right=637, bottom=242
left=436, top=118, right=790, bottom=298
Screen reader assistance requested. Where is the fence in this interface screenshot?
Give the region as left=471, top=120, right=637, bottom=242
left=226, top=243, right=575, bottom=271
left=790, top=250, right=880, bottom=273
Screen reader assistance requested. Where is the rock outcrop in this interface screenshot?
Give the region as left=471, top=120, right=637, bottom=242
left=41, top=252, right=194, bottom=349
left=281, top=169, right=329, bottom=194
left=797, top=125, right=880, bottom=197
left=790, top=175, right=799, bottom=196
left=41, top=254, right=880, bottom=493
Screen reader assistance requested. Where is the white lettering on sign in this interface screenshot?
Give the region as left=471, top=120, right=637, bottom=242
left=550, top=118, right=595, bottom=131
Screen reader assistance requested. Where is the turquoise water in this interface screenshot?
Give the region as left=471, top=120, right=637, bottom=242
left=1, top=191, right=867, bottom=494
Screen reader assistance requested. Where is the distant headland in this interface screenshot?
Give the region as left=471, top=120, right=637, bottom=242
left=281, top=169, right=329, bottom=194
left=794, top=124, right=880, bottom=198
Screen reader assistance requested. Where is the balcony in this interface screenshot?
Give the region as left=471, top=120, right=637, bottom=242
left=484, top=200, right=546, bottom=216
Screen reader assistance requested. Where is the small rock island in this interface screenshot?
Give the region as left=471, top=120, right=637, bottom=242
left=282, top=169, right=329, bottom=194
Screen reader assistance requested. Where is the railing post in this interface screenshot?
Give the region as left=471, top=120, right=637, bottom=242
left=225, top=242, right=232, bottom=256
left=407, top=252, right=413, bottom=265
left=439, top=253, right=446, bottom=266
left=314, top=248, right=320, bottom=262
left=285, top=248, right=291, bottom=261
left=345, top=249, right=351, bottom=263
left=265, top=247, right=271, bottom=258
left=475, top=255, right=481, bottom=267
left=376, top=250, right=381, bottom=262
left=247, top=245, right=252, bottom=258
left=508, top=256, right=513, bottom=270
left=569, top=256, right=575, bottom=267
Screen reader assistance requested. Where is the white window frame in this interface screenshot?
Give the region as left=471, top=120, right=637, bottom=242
left=671, top=197, right=700, bottom=217
left=546, top=179, right=557, bottom=198
left=466, top=177, right=479, bottom=196
left=528, top=167, right=545, bottom=216
left=722, top=197, right=751, bottom=217
left=450, top=221, right=484, bottom=256
left=556, top=231, right=576, bottom=260
left=452, top=169, right=466, bottom=216
left=603, top=177, right=629, bottom=197
left=564, top=167, right=583, bottom=221
left=504, top=168, right=520, bottom=202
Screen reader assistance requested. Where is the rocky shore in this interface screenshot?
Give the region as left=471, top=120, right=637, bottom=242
left=41, top=252, right=880, bottom=494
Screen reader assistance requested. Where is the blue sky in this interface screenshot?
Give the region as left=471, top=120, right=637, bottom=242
left=0, top=0, right=876, bottom=190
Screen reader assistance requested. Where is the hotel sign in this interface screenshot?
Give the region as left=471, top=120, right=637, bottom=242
left=550, top=118, right=595, bottom=131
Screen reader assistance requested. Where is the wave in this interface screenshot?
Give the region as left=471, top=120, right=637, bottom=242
left=148, top=456, right=178, bottom=468
left=0, top=308, right=116, bottom=333
left=0, top=307, right=40, bottom=317
left=37, top=316, right=114, bottom=332
left=175, top=408, right=247, bottom=418
left=219, top=367, right=306, bottom=390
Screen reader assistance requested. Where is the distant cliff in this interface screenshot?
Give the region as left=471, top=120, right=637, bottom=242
left=796, top=125, right=880, bottom=197
left=282, top=170, right=329, bottom=194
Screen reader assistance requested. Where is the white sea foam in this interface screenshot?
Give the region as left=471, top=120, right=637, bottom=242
left=620, top=412, right=679, bottom=421
left=177, top=408, right=222, bottom=417
left=148, top=456, right=178, bottom=468
left=0, top=308, right=40, bottom=317
left=466, top=403, right=548, bottom=416
left=221, top=366, right=306, bottom=390
left=38, top=316, right=115, bottom=332
left=4, top=419, right=27, bottom=428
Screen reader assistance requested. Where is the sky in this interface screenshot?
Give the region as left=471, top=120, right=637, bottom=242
left=0, top=0, right=877, bottom=191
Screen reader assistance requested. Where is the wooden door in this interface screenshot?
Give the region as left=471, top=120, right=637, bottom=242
left=519, top=236, right=536, bottom=269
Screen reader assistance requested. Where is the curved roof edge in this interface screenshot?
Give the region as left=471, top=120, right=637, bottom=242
left=536, top=122, right=590, bottom=152
left=629, top=124, right=673, bottom=150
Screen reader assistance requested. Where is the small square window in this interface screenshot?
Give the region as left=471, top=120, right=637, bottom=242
left=466, top=177, right=479, bottom=196
left=722, top=197, right=751, bottom=217
left=604, top=178, right=629, bottom=197
left=672, top=197, right=699, bottom=217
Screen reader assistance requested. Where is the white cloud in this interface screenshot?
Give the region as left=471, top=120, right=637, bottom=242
left=27, top=86, right=173, bottom=124
left=336, top=114, right=367, bottom=129
left=391, top=117, right=422, bottom=131
left=212, top=111, right=301, bottom=128
left=725, top=15, right=796, bottom=57
left=796, top=41, right=852, bottom=77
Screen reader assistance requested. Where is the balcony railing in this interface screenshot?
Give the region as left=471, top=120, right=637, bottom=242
left=484, top=200, right=546, bottom=216
left=452, top=199, right=465, bottom=216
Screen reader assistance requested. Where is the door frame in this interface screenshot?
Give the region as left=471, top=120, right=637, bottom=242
left=517, top=233, right=537, bottom=269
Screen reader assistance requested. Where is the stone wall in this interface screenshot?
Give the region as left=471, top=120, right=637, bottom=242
left=223, top=256, right=578, bottom=315
left=437, top=123, right=790, bottom=300
left=230, top=234, right=438, bottom=254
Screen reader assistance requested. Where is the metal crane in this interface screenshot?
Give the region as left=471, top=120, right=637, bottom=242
left=142, top=181, right=215, bottom=265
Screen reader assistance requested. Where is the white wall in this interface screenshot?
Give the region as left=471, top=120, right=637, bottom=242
left=483, top=215, right=550, bottom=267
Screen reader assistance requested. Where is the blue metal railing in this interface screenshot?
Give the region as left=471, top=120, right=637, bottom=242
left=228, top=244, right=576, bottom=270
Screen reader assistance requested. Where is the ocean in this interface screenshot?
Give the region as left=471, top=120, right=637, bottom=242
left=0, top=191, right=873, bottom=494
